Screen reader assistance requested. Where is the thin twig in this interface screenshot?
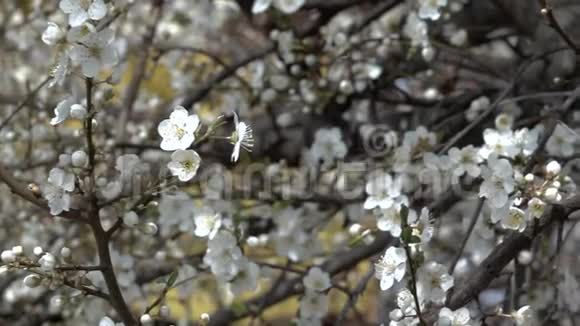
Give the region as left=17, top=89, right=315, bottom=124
left=449, top=198, right=485, bottom=275
left=537, top=0, right=580, bottom=54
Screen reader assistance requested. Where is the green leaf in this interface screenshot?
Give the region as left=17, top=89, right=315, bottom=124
left=231, top=302, right=248, bottom=317
left=401, top=226, right=412, bottom=243
left=400, top=205, right=409, bottom=226
left=166, top=270, right=178, bottom=287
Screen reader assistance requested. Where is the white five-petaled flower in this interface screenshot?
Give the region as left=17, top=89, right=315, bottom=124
left=479, top=155, right=515, bottom=208
left=68, top=26, right=118, bottom=78
left=158, top=106, right=200, bottom=151
left=448, top=145, right=482, bottom=181
left=479, top=128, right=518, bottom=159
left=230, top=113, right=254, bottom=162
left=193, top=211, right=221, bottom=239
left=167, top=149, right=201, bottom=182
left=437, top=307, right=472, bottom=326
left=364, top=173, right=404, bottom=210
left=417, top=262, right=454, bottom=304
left=303, top=267, right=331, bottom=293
left=252, top=0, right=305, bottom=14
left=511, top=305, right=534, bottom=325
left=526, top=198, right=545, bottom=220
left=60, top=0, right=107, bottom=27
left=418, top=0, right=448, bottom=21
left=501, top=206, right=527, bottom=232
left=44, top=167, right=76, bottom=215
left=375, top=246, right=407, bottom=291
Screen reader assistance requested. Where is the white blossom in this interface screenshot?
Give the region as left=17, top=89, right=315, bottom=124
left=60, top=0, right=107, bottom=27
left=546, top=124, right=577, bottom=157
left=364, top=173, right=404, bottom=210
left=479, top=156, right=514, bottom=208
left=418, top=0, right=447, bottom=21
left=99, top=316, right=124, bottom=326
left=167, top=149, right=201, bottom=182
left=228, top=258, right=260, bottom=295
left=375, top=247, right=407, bottom=291
left=252, top=0, right=305, bottom=14
left=479, top=129, right=518, bottom=159
left=50, top=98, right=75, bottom=125
left=300, top=291, right=329, bottom=319
left=309, top=127, right=347, bottom=168
left=303, top=267, right=331, bottom=292
left=448, top=145, right=482, bottom=181
left=417, top=262, right=454, bottom=304
left=230, top=113, right=254, bottom=162
left=68, top=27, right=118, bottom=78
left=158, top=106, right=200, bottom=151
left=501, top=207, right=527, bottom=232
left=39, top=253, right=57, bottom=272
left=437, top=307, right=472, bottom=326
left=526, top=198, right=545, bottom=219
left=511, top=305, right=534, bottom=325
left=194, top=212, right=221, bottom=239
left=41, top=22, right=65, bottom=46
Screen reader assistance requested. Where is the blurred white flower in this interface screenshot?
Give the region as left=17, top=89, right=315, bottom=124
left=228, top=258, right=260, bottom=295
left=437, top=307, right=472, bottom=326
left=309, top=127, right=347, bottom=168
left=417, top=262, right=454, bottom=303
left=252, top=0, right=305, bottom=14
left=68, top=27, right=118, bottom=77
left=60, top=0, right=107, bottom=27
left=41, top=22, right=65, bottom=46
left=364, top=173, right=404, bottom=210
left=303, top=267, right=331, bottom=292
left=194, top=212, right=221, bottom=239
left=418, top=0, right=447, bottom=21
left=300, top=291, right=329, bottom=319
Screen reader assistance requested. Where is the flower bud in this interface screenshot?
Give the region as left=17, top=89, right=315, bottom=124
left=23, top=274, right=42, bottom=288
left=389, top=309, right=404, bottom=322
left=60, top=247, right=72, bottom=258
left=33, top=246, right=44, bottom=256
left=11, top=246, right=23, bottom=256
left=39, top=253, right=56, bottom=271
left=70, top=104, right=87, bottom=120
left=140, top=314, right=153, bottom=325
left=123, top=211, right=139, bottom=227
left=1, top=250, right=16, bottom=263
left=71, top=150, right=88, bottom=167
left=546, top=161, right=561, bottom=176
left=141, top=222, right=158, bottom=235
left=517, top=250, right=533, bottom=265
